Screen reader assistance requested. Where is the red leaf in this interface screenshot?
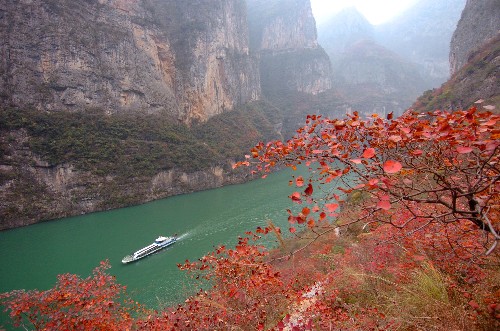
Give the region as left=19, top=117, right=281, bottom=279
left=325, top=203, right=339, bottom=212
left=469, top=300, right=480, bottom=310
left=302, top=207, right=311, bottom=216
left=383, top=160, right=402, bottom=174
left=290, top=192, right=301, bottom=202
left=388, top=135, right=402, bottom=142
left=377, top=200, right=391, bottom=211
left=481, top=118, right=497, bottom=126
left=307, top=219, right=315, bottom=228
left=296, top=176, right=304, bottom=187
left=362, top=148, right=375, bottom=158
left=456, top=146, right=473, bottom=154
left=289, top=227, right=296, bottom=233
left=367, top=178, right=379, bottom=189
left=350, top=158, right=362, bottom=164
left=304, top=183, right=313, bottom=196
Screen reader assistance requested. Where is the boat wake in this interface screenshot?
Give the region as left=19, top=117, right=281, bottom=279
left=176, top=232, right=190, bottom=241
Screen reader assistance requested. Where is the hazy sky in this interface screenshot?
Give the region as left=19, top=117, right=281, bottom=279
left=310, top=0, right=419, bottom=25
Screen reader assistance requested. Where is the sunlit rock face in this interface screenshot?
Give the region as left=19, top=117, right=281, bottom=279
left=450, top=0, right=500, bottom=76
left=247, top=0, right=332, bottom=96
left=0, top=0, right=261, bottom=123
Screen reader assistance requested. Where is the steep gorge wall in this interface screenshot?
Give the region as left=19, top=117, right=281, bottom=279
left=0, top=0, right=260, bottom=123
left=449, top=0, right=500, bottom=76
left=247, top=0, right=332, bottom=96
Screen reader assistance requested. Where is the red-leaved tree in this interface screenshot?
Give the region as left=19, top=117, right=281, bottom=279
left=0, top=260, right=135, bottom=331
left=235, top=107, right=500, bottom=258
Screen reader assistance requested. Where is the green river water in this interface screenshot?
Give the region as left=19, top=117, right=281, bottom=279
left=0, top=169, right=306, bottom=329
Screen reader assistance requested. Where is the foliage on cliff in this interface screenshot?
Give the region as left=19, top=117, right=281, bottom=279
left=0, top=104, right=279, bottom=178
left=2, top=108, right=499, bottom=330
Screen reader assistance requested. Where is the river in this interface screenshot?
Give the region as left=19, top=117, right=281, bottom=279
left=0, top=169, right=307, bottom=329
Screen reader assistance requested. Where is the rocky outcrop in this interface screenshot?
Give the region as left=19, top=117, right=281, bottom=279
left=449, top=0, right=500, bottom=76
left=247, top=0, right=332, bottom=96
left=0, top=0, right=260, bottom=123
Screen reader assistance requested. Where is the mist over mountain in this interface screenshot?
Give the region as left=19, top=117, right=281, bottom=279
left=317, top=7, right=374, bottom=64
left=414, top=0, right=500, bottom=112
left=316, top=0, right=467, bottom=116
left=376, top=0, right=467, bottom=86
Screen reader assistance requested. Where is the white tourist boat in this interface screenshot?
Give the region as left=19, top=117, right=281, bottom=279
left=122, top=236, right=177, bottom=264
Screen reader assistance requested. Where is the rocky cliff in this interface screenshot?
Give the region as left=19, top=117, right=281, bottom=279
left=449, top=0, right=500, bottom=76
left=247, top=0, right=332, bottom=96
left=0, top=0, right=337, bottom=230
left=413, top=34, right=499, bottom=113
left=0, top=0, right=260, bottom=123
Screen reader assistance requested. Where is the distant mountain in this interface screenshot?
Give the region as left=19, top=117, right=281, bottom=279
left=331, top=40, right=427, bottom=117
left=317, top=7, right=374, bottom=64
left=317, top=8, right=426, bottom=116
left=375, top=0, right=467, bottom=87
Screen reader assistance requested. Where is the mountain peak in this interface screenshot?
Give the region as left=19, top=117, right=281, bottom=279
left=317, top=6, right=374, bottom=58
left=319, top=6, right=372, bottom=29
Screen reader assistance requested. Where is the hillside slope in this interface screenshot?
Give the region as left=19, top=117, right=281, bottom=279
left=413, top=31, right=500, bottom=112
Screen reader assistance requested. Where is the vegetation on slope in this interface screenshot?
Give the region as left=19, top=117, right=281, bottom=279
left=0, top=103, right=281, bottom=178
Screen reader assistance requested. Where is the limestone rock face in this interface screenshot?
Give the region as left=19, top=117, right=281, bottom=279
left=449, top=0, right=500, bottom=75
left=247, top=0, right=332, bottom=96
left=0, top=0, right=260, bottom=123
